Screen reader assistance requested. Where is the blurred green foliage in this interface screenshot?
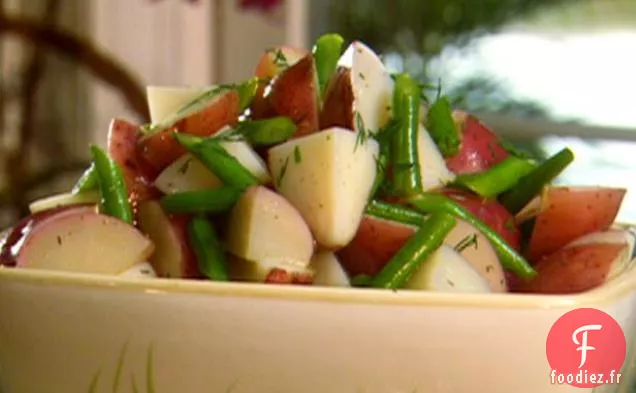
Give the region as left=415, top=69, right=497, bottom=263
left=320, top=0, right=577, bottom=111
left=317, top=0, right=581, bottom=157
left=325, top=0, right=577, bottom=59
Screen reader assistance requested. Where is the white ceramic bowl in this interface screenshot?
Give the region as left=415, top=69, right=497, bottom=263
left=1, top=254, right=636, bottom=393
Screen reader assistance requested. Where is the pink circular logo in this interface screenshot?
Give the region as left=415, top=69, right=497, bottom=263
left=546, top=308, right=626, bottom=388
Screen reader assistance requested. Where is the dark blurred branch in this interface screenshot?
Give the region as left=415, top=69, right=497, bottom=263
left=0, top=160, right=89, bottom=207
left=6, top=0, right=61, bottom=217
left=0, top=13, right=150, bottom=122
left=0, top=0, right=5, bottom=141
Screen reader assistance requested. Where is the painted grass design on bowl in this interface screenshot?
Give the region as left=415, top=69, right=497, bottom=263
left=86, top=342, right=156, bottom=393
left=84, top=341, right=430, bottom=393
left=83, top=339, right=635, bottom=393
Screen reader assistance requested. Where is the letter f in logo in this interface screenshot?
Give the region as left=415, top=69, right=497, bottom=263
left=572, top=324, right=602, bottom=368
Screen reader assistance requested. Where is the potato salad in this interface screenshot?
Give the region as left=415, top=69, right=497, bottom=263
left=1, top=33, right=632, bottom=295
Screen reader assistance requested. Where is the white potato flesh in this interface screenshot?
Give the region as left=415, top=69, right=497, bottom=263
left=137, top=200, right=199, bottom=278
left=444, top=219, right=507, bottom=292
left=146, top=86, right=211, bottom=125
left=17, top=207, right=154, bottom=275
left=514, top=188, right=550, bottom=224
left=417, top=124, right=455, bottom=191
left=338, top=41, right=393, bottom=134
left=28, top=191, right=100, bottom=214
left=515, top=196, right=541, bottom=224
left=268, top=127, right=379, bottom=249
left=225, top=186, right=315, bottom=267
left=567, top=228, right=635, bottom=250
left=119, top=262, right=157, bottom=278
left=154, top=153, right=222, bottom=195
left=215, top=126, right=272, bottom=184
left=405, top=245, right=492, bottom=293
left=309, top=252, right=350, bottom=287
left=566, top=228, right=636, bottom=279
left=154, top=132, right=271, bottom=194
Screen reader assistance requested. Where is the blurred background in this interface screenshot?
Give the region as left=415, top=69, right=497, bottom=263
left=0, top=0, right=635, bottom=229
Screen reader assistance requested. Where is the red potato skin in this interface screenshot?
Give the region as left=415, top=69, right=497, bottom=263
left=176, top=90, right=240, bottom=137
left=254, top=54, right=320, bottom=138
left=254, top=46, right=308, bottom=80
left=445, top=113, right=509, bottom=175
left=319, top=67, right=355, bottom=131
left=107, top=119, right=160, bottom=205
left=526, top=187, right=626, bottom=262
left=510, top=243, right=626, bottom=294
left=171, top=213, right=205, bottom=279
left=0, top=211, right=50, bottom=266
left=251, top=46, right=308, bottom=120
left=249, top=86, right=275, bottom=121
left=336, top=215, right=417, bottom=277
left=504, top=271, right=521, bottom=289
left=133, top=128, right=179, bottom=174
left=136, top=90, right=240, bottom=172
left=442, top=188, right=521, bottom=250
left=264, top=267, right=314, bottom=285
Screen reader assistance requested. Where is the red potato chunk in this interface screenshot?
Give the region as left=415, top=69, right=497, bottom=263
left=511, top=243, right=627, bottom=294
left=443, top=188, right=521, bottom=250
left=336, top=215, right=416, bottom=277
left=107, top=119, right=160, bottom=206
left=252, top=45, right=308, bottom=119
left=1, top=206, right=153, bottom=274
left=526, top=186, right=626, bottom=262
left=254, top=46, right=309, bottom=80
left=137, top=200, right=202, bottom=279
left=0, top=205, right=94, bottom=267
left=264, top=267, right=314, bottom=285
left=445, top=112, right=509, bottom=175
left=319, top=67, right=355, bottom=131
left=255, top=54, right=320, bottom=138
left=136, top=89, right=240, bottom=172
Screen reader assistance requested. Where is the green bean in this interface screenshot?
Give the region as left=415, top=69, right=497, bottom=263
left=237, top=77, right=260, bottom=111
left=313, top=33, right=344, bottom=99
left=89, top=145, right=133, bottom=224
left=365, top=200, right=426, bottom=227
left=408, top=193, right=536, bottom=279
left=351, top=274, right=373, bottom=287
left=390, top=73, right=423, bottom=197
left=499, top=148, right=574, bottom=214
left=233, top=117, right=296, bottom=146
left=161, top=187, right=242, bottom=214
left=187, top=216, right=228, bottom=281
left=174, top=133, right=259, bottom=190
left=454, top=156, right=538, bottom=199
left=425, top=96, right=460, bottom=157
left=73, top=164, right=98, bottom=193
left=371, top=212, right=456, bottom=289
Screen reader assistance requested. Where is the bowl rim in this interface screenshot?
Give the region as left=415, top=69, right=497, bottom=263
left=2, top=223, right=635, bottom=311
left=1, top=258, right=635, bottom=310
